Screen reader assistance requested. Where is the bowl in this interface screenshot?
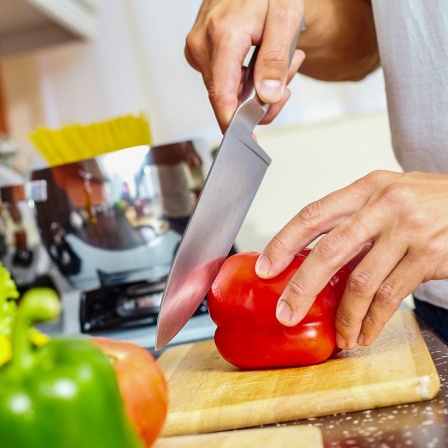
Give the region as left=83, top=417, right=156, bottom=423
left=31, top=141, right=209, bottom=290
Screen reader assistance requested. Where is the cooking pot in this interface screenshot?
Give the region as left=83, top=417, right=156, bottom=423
left=30, top=140, right=209, bottom=291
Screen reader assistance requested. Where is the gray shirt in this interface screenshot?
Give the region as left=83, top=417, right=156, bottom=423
left=372, top=0, right=448, bottom=307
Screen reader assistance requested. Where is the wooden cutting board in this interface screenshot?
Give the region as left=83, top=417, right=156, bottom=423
left=154, top=426, right=323, bottom=447
left=157, top=310, right=440, bottom=436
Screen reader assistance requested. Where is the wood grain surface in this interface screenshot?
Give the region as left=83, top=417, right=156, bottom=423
left=157, top=310, right=440, bottom=436
left=154, top=426, right=323, bottom=448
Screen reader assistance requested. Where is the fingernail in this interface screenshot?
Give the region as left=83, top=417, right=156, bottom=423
left=276, top=300, right=292, bottom=324
left=357, top=333, right=365, bottom=346
left=255, top=255, right=271, bottom=277
left=258, top=79, right=283, bottom=102
left=336, top=332, right=347, bottom=350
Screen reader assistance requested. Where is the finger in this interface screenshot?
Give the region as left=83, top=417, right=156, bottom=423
left=185, top=22, right=255, bottom=132
left=260, top=89, right=292, bottom=124
left=335, top=236, right=408, bottom=350
left=184, top=39, right=202, bottom=72
left=286, top=50, right=306, bottom=84
left=255, top=3, right=303, bottom=104
left=257, top=171, right=395, bottom=278
left=259, top=50, right=305, bottom=125
left=208, top=33, right=254, bottom=131
left=358, top=253, right=425, bottom=346
left=275, top=210, right=376, bottom=327
left=345, top=244, right=372, bottom=271
left=256, top=177, right=371, bottom=279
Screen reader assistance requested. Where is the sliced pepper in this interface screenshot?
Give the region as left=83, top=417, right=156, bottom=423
left=0, top=288, right=143, bottom=448
left=207, top=250, right=351, bottom=369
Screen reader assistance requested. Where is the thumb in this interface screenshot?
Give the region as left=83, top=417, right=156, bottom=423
left=254, top=11, right=303, bottom=103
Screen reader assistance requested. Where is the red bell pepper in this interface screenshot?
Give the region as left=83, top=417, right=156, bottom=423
left=207, top=249, right=351, bottom=369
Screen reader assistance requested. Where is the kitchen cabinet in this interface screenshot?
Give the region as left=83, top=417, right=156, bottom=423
left=0, top=0, right=100, bottom=57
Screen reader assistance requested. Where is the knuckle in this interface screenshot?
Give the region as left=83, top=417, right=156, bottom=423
left=380, top=182, right=413, bottom=205
left=406, top=210, right=428, bottom=232
left=363, top=169, right=390, bottom=187
left=207, top=81, right=221, bottom=102
left=260, top=10, right=300, bottom=70
left=335, top=310, right=353, bottom=331
left=205, top=16, right=228, bottom=41
left=297, top=200, right=325, bottom=229
left=362, top=312, right=380, bottom=330
left=346, top=269, right=376, bottom=296
left=362, top=313, right=386, bottom=334
left=185, top=31, right=198, bottom=53
left=268, top=234, right=289, bottom=256
left=314, top=233, right=344, bottom=262
left=270, top=8, right=299, bottom=34
left=361, top=313, right=387, bottom=346
left=284, top=278, right=307, bottom=299
left=345, top=215, right=368, bottom=240
left=377, top=183, right=426, bottom=230
left=184, top=34, right=202, bottom=69
left=207, top=81, right=234, bottom=111
left=260, top=45, right=289, bottom=68
left=374, top=279, right=398, bottom=306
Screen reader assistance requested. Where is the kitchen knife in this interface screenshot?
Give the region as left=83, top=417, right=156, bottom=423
left=155, top=20, right=306, bottom=350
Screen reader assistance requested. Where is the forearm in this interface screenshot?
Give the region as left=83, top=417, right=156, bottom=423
left=301, top=0, right=379, bottom=81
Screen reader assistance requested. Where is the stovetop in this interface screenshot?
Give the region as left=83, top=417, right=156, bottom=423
left=38, top=286, right=217, bottom=356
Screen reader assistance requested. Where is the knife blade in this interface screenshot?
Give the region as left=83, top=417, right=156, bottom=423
left=155, top=20, right=306, bottom=350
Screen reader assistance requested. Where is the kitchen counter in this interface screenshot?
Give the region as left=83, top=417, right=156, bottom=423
left=291, top=315, right=448, bottom=447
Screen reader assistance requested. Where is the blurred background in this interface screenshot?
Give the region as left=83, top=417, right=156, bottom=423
left=0, top=0, right=409, bottom=346
left=0, top=0, right=401, bottom=252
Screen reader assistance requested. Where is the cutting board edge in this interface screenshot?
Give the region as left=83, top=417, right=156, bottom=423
left=161, top=368, right=440, bottom=437
left=156, top=425, right=324, bottom=448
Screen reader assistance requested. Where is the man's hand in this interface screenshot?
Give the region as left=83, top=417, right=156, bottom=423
left=185, top=0, right=305, bottom=132
left=255, top=170, right=448, bottom=349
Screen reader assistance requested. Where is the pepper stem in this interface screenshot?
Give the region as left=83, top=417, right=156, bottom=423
left=9, top=288, right=60, bottom=374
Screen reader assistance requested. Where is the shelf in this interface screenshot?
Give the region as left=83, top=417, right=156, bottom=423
left=0, top=0, right=99, bottom=58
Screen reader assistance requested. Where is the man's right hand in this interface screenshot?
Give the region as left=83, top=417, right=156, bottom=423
left=185, top=0, right=305, bottom=132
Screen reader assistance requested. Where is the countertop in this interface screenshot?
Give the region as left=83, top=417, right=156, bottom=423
left=289, top=315, right=448, bottom=448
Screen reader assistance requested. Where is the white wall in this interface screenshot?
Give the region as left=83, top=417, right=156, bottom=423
left=234, top=111, right=401, bottom=251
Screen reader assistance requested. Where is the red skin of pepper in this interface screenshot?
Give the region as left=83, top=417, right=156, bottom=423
left=90, top=338, right=168, bottom=447
left=207, top=250, right=351, bottom=369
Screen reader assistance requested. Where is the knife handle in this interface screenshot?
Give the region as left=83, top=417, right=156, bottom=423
left=238, top=18, right=306, bottom=107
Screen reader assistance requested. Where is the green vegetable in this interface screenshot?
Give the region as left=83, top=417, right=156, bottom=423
left=0, top=263, right=50, bottom=366
left=0, top=262, right=20, bottom=337
left=0, top=288, right=143, bottom=448
left=0, top=263, right=20, bottom=365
